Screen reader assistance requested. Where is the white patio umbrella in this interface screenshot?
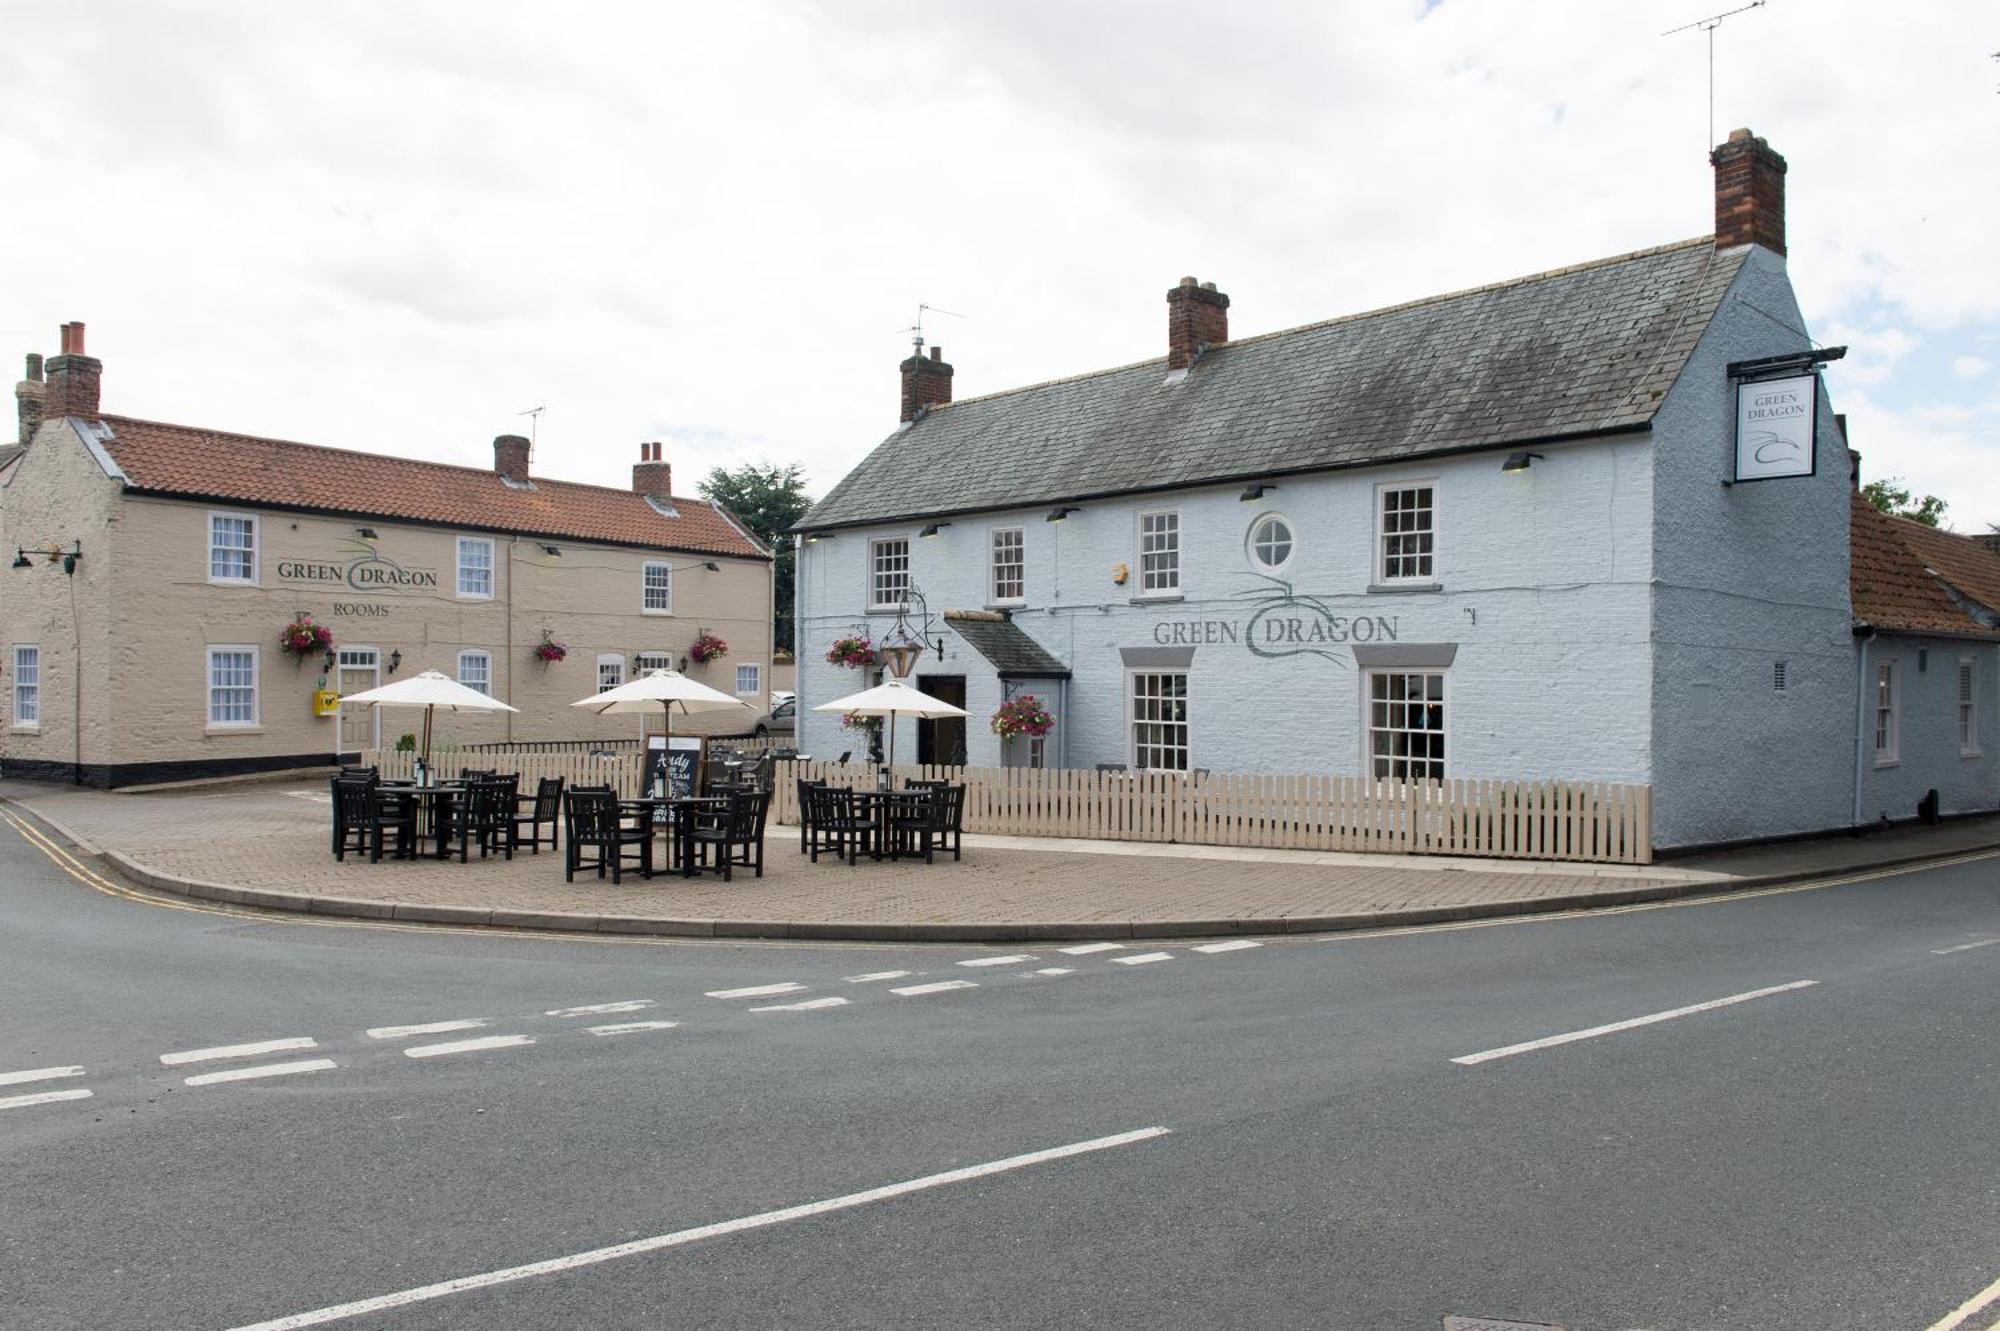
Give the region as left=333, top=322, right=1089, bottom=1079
left=812, top=677, right=967, bottom=774
left=338, top=670, right=519, bottom=766
left=569, top=668, right=750, bottom=758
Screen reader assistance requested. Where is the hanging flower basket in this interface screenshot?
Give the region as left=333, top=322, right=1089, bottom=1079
left=826, top=634, right=876, bottom=669
left=535, top=631, right=569, bottom=665
left=991, top=694, right=1055, bottom=740
left=690, top=631, right=729, bottom=664
left=840, top=712, right=881, bottom=734
left=278, top=614, right=334, bottom=662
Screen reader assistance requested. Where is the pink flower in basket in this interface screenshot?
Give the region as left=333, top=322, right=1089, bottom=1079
left=535, top=632, right=568, bottom=663
left=826, top=635, right=876, bottom=669
left=690, top=631, right=729, bottom=664
left=990, top=694, right=1055, bottom=740
left=278, top=614, right=334, bottom=660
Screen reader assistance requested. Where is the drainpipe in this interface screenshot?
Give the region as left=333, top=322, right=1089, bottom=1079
left=1852, top=624, right=1875, bottom=832
left=505, top=535, right=519, bottom=743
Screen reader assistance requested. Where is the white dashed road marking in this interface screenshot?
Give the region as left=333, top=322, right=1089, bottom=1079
left=1057, top=943, right=1125, bottom=955
left=1931, top=938, right=2000, bottom=956
left=1032, top=968, right=1074, bottom=976
left=706, top=983, right=807, bottom=1000
left=544, top=1001, right=655, bottom=1017
left=891, top=980, right=978, bottom=997
left=0, top=1087, right=93, bottom=1111
left=585, top=1020, right=680, bottom=1037
left=1191, top=940, right=1262, bottom=954
left=183, top=1059, right=338, bottom=1087
left=366, top=1021, right=487, bottom=1040
left=404, top=1035, right=535, bottom=1059
left=749, top=997, right=850, bottom=1013
left=957, top=955, right=1034, bottom=968
left=843, top=971, right=911, bottom=984
left=161, top=1038, right=318, bottom=1066
left=1111, top=952, right=1173, bottom=966
left=0, top=1065, right=84, bottom=1087
left=1452, top=980, right=1819, bottom=1066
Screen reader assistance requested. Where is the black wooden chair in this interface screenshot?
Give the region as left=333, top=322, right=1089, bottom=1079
left=808, top=786, right=876, bottom=866
left=509, top=776, right=564, bottom=854
left=442, top=778, right=514, bottom=862
left=338, top=765, right=379, bottom=782
left=686, top=789, right=770, bottom=882
left=330, top=777, right=376, bottom=860
left=333, top=779, right=415, bottom=863
left=563, top=788, right=653, bottom=883
left=460, top=767, right=498, bottom=782
left=795, top=777, right=827, bottom=853
left=891, top=784, right=965, bottom=863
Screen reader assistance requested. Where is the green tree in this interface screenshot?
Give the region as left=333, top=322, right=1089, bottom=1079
left=698, top=462, right=812, bottom=652
left=1862, top=476, right=1948, bottom=528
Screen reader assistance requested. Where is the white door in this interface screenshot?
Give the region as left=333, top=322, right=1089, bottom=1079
left=336, top=648, right=380, bottom=753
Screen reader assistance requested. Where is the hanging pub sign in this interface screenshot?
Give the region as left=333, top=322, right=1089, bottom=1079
left=1734, top=373, right=1817, bottom=482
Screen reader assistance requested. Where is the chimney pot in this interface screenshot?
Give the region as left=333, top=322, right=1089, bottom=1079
left=42, top=321, right=103, bottom=420
left=1166, top=276, right=1231, bottom=372
left=929, top=345, right=943, bottom=361
left=25, top=353, right=43, bottom=381
left=492, top=433, right=532, bottom=482
left=1710, top=127, right=1787, bottom=256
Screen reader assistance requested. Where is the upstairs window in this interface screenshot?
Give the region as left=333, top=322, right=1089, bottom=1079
left=1247, top=514, right=1294, bottom=572
left=643, top=561, right=673, bottom=614
left=12, top=645, right=39, bottom=726
left=457, top=537, right=495, bottom=599
left=1377, top=484, right=1435, bottom=583
left=990, top=527, right=1025, bottom=604
left=1137, top=509, right=1180, bottom=594
left=208, top=512, right=258, bottom=584
left=870, top=537, right=910, bottom=609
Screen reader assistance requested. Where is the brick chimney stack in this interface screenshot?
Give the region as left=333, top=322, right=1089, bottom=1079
left=1711, top=128, right=1787, bottom=256
left=632, top=440, right=672, bottom=500
left=899, top=345, right=953, bottom=424
left=15, top=352, right=44, bottom=445
left=1167, top=277, right=1230, bottom=372
left=42, top=322, right=102, bottom=420
left=492, top=433, right=532, bottom=483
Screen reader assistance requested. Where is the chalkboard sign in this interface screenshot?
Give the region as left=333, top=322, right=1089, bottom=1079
left=643, top=734, right=705, bottom=806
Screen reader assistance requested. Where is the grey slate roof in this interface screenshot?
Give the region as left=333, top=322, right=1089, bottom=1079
left=803, top=237, right=1748, bottom=531
left=945, top=613, right=1070, bottom=677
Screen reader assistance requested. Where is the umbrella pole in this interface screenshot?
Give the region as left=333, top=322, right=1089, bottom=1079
left=421, top=706, right=434, bottom=770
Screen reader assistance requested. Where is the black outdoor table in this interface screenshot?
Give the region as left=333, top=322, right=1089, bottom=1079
left=376, top=782, right=467, bottom=859
left=620, top=795, right=729, bottom=878
left=847, top=788, right=937, bottom=862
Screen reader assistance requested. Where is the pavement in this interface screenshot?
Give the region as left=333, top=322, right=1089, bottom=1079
left=2, top=775, right=1998, bottom=941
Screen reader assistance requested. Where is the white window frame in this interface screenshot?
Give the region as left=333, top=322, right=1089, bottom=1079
left=11, top=644, right=39, bottom=728
left=1135, top=508, right=1181, bottom=596
left=1375, top=481, right=1438, bottom=585
left=989, top=526, right=1026, bottom=605
left=456, top=536, right=495, bottom=600
left=735, top=662, right=762, bottom=696
left=634, top=651, right=673, bottom=675
left=1873, top=660, right=1899, bottom=766
left=1128, top=668, right=1190, bottom=772
left=206, top=645, right=260, bottom=730
left=597, top=653, right=625, bottom=693
left=1364, top=668, right=1447, bottom=783
left=207, top=510, right=259, bottom=586
left=1959, top=656, right=1980, bottom=758
left=1246, top=512, right=1296, bottom=574
left=869, top=536, right=911, bottom=611
left=642, top=560, right=674, bottom=615
left=457, top=649, right=492, bottom=696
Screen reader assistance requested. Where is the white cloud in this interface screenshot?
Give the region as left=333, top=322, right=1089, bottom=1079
left=0, top=0, right=1993, bottom=517
left=1953, top=355, right=1992, bottom=380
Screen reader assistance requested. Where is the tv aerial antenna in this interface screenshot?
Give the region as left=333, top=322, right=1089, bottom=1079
left=517, top=404, right=546, bottom=451
left=1662, top=0, right=1766, bottom=149
left=901, top=303, right=964, bottom=355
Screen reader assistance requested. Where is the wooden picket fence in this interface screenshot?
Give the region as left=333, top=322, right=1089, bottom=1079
left=358, top=749, right=1653, bottom=864
left=771, top=763, right=1653, bottom=865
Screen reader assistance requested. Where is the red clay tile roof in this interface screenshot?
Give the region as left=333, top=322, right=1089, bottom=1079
left=1850, top=490, right=2000, bottom=640
left=95, top=416, right=767, bottom=559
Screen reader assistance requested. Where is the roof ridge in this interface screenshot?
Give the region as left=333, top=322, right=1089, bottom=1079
left=98, top=414, right=717, bottom=509
left=928, top=235, right=1718, bottom=414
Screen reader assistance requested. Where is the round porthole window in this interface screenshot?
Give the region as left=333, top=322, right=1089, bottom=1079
left=1247, top=514, right=1294, bottom=571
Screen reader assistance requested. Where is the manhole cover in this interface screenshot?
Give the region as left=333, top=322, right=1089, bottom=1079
left=1442, top=1319, right=1567, bottom=1331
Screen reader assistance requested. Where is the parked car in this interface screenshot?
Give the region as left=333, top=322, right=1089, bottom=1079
left=752, top=692, right=795, bottom=739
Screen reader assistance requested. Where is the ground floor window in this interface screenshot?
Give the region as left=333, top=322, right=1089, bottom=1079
left=1874, top=660, right=1898, bottom=764
left=12, top=645, right=38, bottom=726
left=598, top=653, right=625, bottom=693
left=1130, top=670, right=1189, bottom=771
left=208, top=647, right=259, bottom=727
left=457, top=649, right=492, bottom=696
left=1367, top=670, right=1444, bottom=781
left=1959, top=656, right=1979, bottom=756
left=735, top=662, right=761, bottom=696
left=634, top=651, right=673, bottom=675
left=1028, top=735, right=1046, bottom=769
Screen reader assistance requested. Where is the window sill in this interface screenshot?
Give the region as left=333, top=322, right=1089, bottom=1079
left=866, top=604, right=911, bottom=616
left=1963, top=750, right=1984, bottom=760
left=1367, top=581, right=1442, bottom=595
left=207, top=577, right=258, bottom=588
left=9, top=724, right=41, bottom=734
left=988, top=600, right=1026, bottom=612
left=1130, top=593, right=1184, bottom=605
left=1873, top=757, right=1899, bottom=769
left=206, top=725, right=265, bottom=736
left=641, top=608, right=676, bottom=617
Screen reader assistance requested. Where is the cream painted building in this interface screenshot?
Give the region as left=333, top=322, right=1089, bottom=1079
left=1, top=325, right=773, bottom=786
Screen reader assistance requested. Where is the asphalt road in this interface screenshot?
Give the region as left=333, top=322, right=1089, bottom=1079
left=2, top=810, right=1997, bottom=1331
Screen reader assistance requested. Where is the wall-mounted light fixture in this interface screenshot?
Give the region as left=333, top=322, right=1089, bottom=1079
left=677, top=654, right=690, bottom=672
left=356, top=527, right=379, bottom=540
left=12, top=542, right=82, bottom=575
left=1501, top=451, right=1544, bottom=473
left=918, top=522, right=951, bottom=539
left=1046, top=506, right=1081, bottom=523
left=1240, top=483, right=1274, bottom=501
left=323, top=650, right=337, bottom=672
left=803, top=532, right=831, bottom=544
left=541, top=544, right=562, bottom=557
left=386, top=649, right=402, bottom=675
left=702, top=561, right=720, bottom=572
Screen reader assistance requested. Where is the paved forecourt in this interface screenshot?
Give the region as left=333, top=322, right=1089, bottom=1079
left=0, top=778, right=1733, bottom=939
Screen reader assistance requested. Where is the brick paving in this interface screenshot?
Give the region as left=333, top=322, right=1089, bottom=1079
left=3, top=778, right=1994, bottom=939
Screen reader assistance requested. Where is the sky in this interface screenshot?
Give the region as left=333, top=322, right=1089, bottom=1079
left=3, top=2, right=1995, bottom=528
